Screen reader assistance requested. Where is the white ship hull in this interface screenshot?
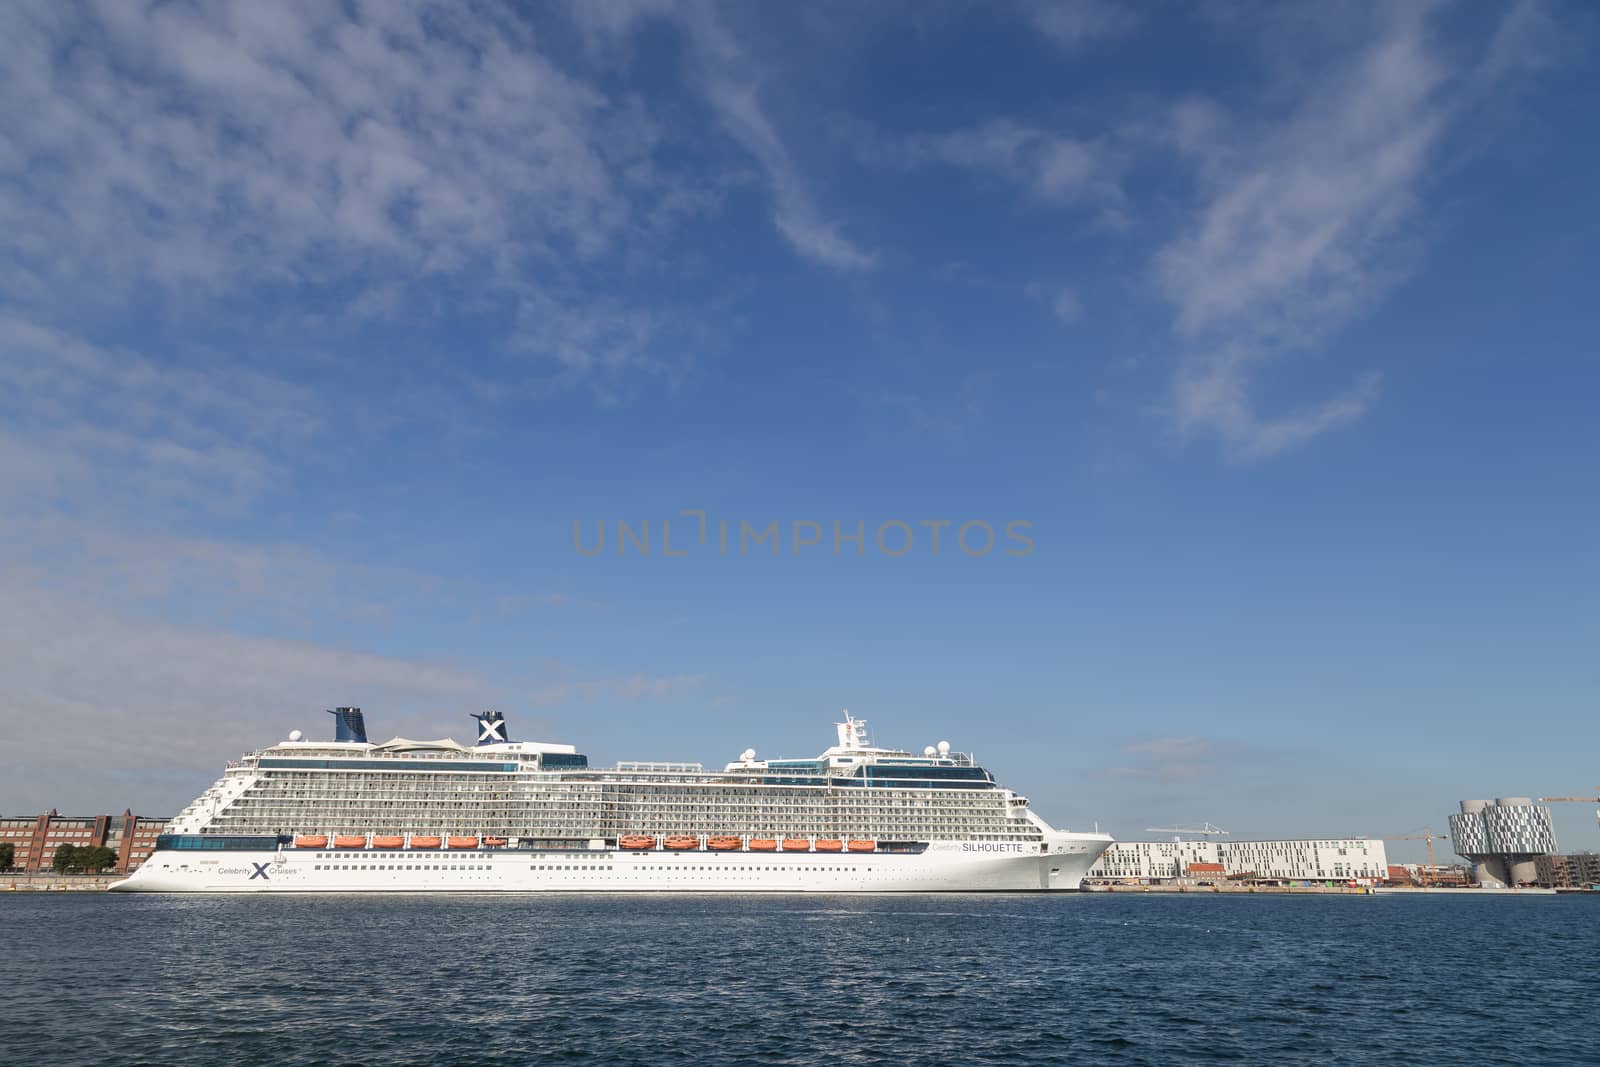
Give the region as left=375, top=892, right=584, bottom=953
left=111, top=835, right=1112, bottom=894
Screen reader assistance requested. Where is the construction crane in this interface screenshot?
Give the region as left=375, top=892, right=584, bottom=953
left=1145, top=822, right=1230, bottom=842
left=1539, top=795, right=1600, bottom=832
left=1383, top=827, right=1448, bottom=887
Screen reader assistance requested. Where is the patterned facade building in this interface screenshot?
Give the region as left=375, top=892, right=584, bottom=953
left=1448, top=798, right=1557, bottom=886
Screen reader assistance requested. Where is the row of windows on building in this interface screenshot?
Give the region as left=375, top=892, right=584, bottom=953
left=0, top=813, right=170, bottom=872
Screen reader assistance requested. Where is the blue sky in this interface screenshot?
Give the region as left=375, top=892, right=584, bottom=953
left=2, top=1, right=1597, bottom=860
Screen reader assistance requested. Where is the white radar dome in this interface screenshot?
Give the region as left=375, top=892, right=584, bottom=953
left=288, top=729, right=303, bottom=742
left=741, top=748, right=756, bottom=762
left=924, top=746, right=937, bottom=757
left=937, top=740, right=951, bottom=755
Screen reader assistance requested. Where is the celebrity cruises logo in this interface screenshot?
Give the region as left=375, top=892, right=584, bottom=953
left=574, top=510, right=1033, bottom=558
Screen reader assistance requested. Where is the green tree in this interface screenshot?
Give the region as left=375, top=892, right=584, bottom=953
left=80, top=845, right=119, bottom=873
left=0, top=842, right=14, bottom=870
left=52, top=844, right=78, bottom=873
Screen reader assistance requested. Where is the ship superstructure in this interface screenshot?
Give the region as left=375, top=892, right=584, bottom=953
left=112, top=710, right=1113, bottom=893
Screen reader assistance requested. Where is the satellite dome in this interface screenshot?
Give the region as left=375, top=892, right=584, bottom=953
left=924, top=746, right=937, bottom=757
left=288, top=729, right=303, bottom=742
left=740, top=748, right=756, bottom=762
left=937, top=740, right=951, bottom=755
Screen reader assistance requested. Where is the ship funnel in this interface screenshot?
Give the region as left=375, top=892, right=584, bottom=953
left=474, top=710, right=509, bottom=745
left=328, top=707, right=368, bottom=744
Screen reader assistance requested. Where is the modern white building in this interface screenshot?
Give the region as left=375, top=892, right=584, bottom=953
left=1089, top=838, right=1389, bottom=884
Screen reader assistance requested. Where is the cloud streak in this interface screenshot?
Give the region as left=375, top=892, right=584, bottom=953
left=0, top=315, right=318, bottom=512
left=870, top=118, right=1126, bottom=220
left=571, top=0, right=874, bottom=270
left=1029, top=0, right=1143, bottom=51
left=1156, top=3, right=1551, bottom=459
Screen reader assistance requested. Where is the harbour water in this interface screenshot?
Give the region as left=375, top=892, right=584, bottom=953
left=4, top=893, right=1594, bottom=1065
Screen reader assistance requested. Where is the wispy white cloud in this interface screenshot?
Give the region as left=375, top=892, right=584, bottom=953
left=529, top=669, right=707, bottom=708
left=1157, top=3, right=1551, bottom=459
left=1, top=2, right=632, bottom=294
left=571, top=0, right=875, bottom=270
left=0, top=573, right=509, bottom=810
left=1029, top=0, right=1143, bottom=50
left=1023, top=283, right=1085, bottom=325
left=1157, top=10, right=1446, bottom=345
left=0, top=0, right=727, bottom=386
left=1051, top=288, right=1083, bottom=324
left=1101, top=736, right=1221, bottom=784
left=512, top=290, right=659, bottom=379
left=896, top=119, right=1126, bottom=213
left=0, top=315, right=317, bottom=511
left=0, top=535, right=687, bottom=810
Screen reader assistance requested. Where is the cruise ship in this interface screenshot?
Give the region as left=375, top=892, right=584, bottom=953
left=111, top=709, right=1113, bottom=893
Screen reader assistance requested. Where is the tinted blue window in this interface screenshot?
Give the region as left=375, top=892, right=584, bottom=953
left=155, top=834, right=286, bottom=850
left=258, top=758, right=518, bottom=772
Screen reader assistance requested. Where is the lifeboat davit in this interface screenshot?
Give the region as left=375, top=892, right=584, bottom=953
left=781, top=838, right=811, bottom=851
left=294, top=835, right=327, bottom=849
left=815, top=839, right=844, bottom=852
left=410, top=835, right=442, bottom=849
left=447, top=836, right=479, bottom=849
left=847, top=840, right=876, bottom=853
left=333, top=835, right=367, bottom=849
left=483, top=836, right=508, bottom=847
left=748, top=839, right=778, bottom=851
left=663, top=835, right=699, bottom=851
left=707, top=836, right=742, bottom=851
left=372, top=836, right=404, bottom=849
left=619, top=835, right=657, bottom=850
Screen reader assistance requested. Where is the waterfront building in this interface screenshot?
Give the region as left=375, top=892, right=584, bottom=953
left=1448, top=799, right=1557, bottom=886
left=1533, top=852, right=1600, bottom=888
left=0, top=810, right=171, bottom=872
left=1088, top=838, right=1388, bottom=885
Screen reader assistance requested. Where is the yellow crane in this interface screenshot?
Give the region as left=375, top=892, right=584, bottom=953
left=1383, top=828, right=1448, bottom=886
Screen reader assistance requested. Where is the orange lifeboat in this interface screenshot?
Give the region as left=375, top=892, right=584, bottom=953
left=294, top=835, right=327, bottom=849
left=483, top=837, right=508, bottom=847
left=847, top=840, right=876, bottom=853
left=748, top=839, right=778, bottom=852
left=782, top=838, right=811, bottom=852
left=372, top=836, right=404, bottom=849
left=619, top=835, right=657, bottom=850
left=707, top=836, right=742, bottom=851
left=333, top=835, right=367, bottom=849
left=447, top=836, right=479, bottom=849
left=410, top=836, right=442, bottom=849
left=663, top=835, right=699, bottom=851
left=815, top=839, right=843, bottom=852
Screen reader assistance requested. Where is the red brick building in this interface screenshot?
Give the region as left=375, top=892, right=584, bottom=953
left=0, top=810, right=171, bottom=873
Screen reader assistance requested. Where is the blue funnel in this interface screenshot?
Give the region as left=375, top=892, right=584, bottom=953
left=474, top=711, right=509, bottom=745
left=328, top=707, right=368, bottom=743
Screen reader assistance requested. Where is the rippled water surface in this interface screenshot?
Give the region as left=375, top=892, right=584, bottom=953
left=5, top=893, right=1595, bottom=1065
